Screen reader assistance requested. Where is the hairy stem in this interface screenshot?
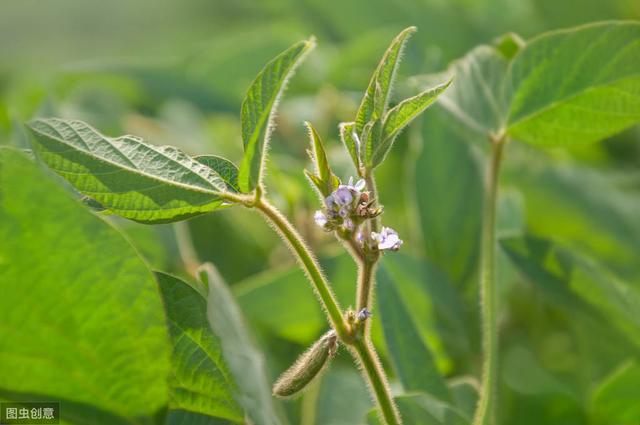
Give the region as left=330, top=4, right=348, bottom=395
left=253, top=198, right=350, bottom=340
left=356, top=259, right=376, bottom=313
left=364, top=172, right=380, bottom=233
left=352, top=338, right=401, bottom=425
left=473, top=135, right=506, bottom=425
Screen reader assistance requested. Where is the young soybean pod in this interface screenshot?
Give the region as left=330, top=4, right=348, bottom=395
left=273, top=330, right=338, bottom=398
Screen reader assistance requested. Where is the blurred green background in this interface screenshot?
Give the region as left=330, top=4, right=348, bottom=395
left=1, top=1, right=639, bottom=424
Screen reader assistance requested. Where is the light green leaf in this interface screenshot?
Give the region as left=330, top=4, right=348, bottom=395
left=304, top=121, right=339, bottom=197
left=339, top=121, right=360, bottom=171
left=591, top=361, right=640, bottom=424
left=201, top=264, right=285, bottom=425
left=27, top=118, right=230, bottom=224
left=238, top=38, right=315, bottom=192
left=367, top=393, right=469, bottom=425
left=507, top=21, right=640, bottom=146
left=195, top=154, right=240, bottom=193
left=0, top=148, right=171, bottom=421
left=355, top=26, right=417, bottom=134
left=155, top=272, right=244, bottom=424
left=418, top=21, right=640, bottom=147
left=377, top=267, right=450, bottom=400
left=372, top=79, right=451, bottom=167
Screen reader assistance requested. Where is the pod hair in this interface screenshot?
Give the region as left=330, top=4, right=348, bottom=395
left=272, top=330, right=338, bottom=398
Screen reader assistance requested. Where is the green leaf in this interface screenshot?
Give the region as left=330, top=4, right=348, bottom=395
left=27, top=118, right=230, bottom=224
left=493, top=32, right=524, bottom=60
left=304, top=121, right=339, bottom=197
left=502, top=236, right=640, bottom=349
left=591, top=361, right=640, bottom=424
left=339, top=121, right=360, bottom=171
left=155, top=272, right=244, bottom=424
left=372, top=79, right=451, bottom=167
left=355, top=26, right=417, bottom=135
left=200, top=264, right=284, bottom=425
left=238, top=38, right=315, bottom=192
left=377, top=267, right=450, bottom=400
left=366, top=393, right=469, bottom=425
left=195, top=155, right=240, bottom=193
left=507, top=21, right=640, bottom=146
left=0, top=148, right=171, bottom=420
left=418, top=21, right=640, bottom=146
left=414, top=111, right=483, bottom=285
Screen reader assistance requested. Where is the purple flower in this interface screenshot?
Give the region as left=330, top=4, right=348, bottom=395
left=372, top=227, right=403, bottom=251
left=333, top=186, right=354, bottom=206
left=357, top=308, right=372, bottom=321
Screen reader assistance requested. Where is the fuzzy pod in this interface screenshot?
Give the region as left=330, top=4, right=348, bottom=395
left=272, top=330, right=338, bottom=398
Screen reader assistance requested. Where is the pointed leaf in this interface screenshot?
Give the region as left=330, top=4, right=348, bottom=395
left=377, top=267, right=450, bottom=400
left=27, top=118, right=229, bottom=224
left=195, top=154, right=240, bottom=193
left=355, top=27, right=417, bottom=135
left=339, top=121, right=360, bottom=171
left=238, top=38, right=315, bottom=192
left=372, top=79, right=451, bottom=167
left=0, top=148, right=171, bottom=421
left=155, top=272, right=244, bottom=424
left=304, top=121, right=338, bottom=197
left=201, top=264, right=284, bottom=425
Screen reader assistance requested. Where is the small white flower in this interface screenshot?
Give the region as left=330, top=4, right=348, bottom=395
left=372, top=226, right=403, bottom=251
left=314, top=210, right=328, bottom=228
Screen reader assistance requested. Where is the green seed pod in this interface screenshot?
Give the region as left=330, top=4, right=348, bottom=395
left=272, top=330, right=338, bottom=398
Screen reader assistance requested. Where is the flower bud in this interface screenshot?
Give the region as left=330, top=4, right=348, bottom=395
left=272, top=330, right=338, bottom=398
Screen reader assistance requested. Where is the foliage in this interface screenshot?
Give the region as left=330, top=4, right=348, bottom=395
left=1, top=3, right=640, bottom=425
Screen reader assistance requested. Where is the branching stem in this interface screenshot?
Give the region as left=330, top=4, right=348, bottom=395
left=473, top=133, right=507, bottom=425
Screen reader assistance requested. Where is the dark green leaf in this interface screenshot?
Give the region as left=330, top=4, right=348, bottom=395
left=155, top=272, right=244, bottom=424
left=201, top=264, right=284, bottom=425
left=366, top=393, right=469, bottom=425
left=27, top=118, right=229, bottom=224
left=0, top=147, right=171, bottom=420
left=238, top=38, right=315, bottom=192
left=377, top=267, right=450, bottom=400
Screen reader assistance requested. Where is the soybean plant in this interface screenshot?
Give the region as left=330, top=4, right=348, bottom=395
left=26, top=27, right=449, bottom=424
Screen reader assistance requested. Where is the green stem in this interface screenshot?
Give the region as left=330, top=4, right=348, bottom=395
left=473, top=135, right=506, bottom=425
left=364, top=172, right=380, bottom=233
left=352, top=338, right=401, bottom=425
left=254, top=198, right=349, bottom=341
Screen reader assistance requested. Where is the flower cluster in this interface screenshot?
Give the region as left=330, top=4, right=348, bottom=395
left=314, top=178, right=381, bottom=233
left=314, top=177, right=402, bottom=252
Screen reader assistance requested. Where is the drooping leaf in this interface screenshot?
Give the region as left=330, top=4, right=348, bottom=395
left=339, top=121, right=360, bottom=172
left=355, top=27, right=416, bottom=135
left=372, top=79, right=451, bottom=167
left=238, top=38, right=315, bottom=192
left=506, top=21, right=640, bottom=146
left=591, top=361, right=640, bottom=424
left=155, top=272, right=244, bottom=424
left=0, top=147, right=171, bottom=421
left=377, top=267, right=450, bottom=400
left=366, top=393, right=469, bottom=425
left=195, top=154, right=240, bottom=193
left=27, top=118, right=230, bottom=224
left=200, top=264, right=285, bottom=425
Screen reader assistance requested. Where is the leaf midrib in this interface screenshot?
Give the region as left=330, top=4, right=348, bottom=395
left=31, top=121, right=224, bottom=197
